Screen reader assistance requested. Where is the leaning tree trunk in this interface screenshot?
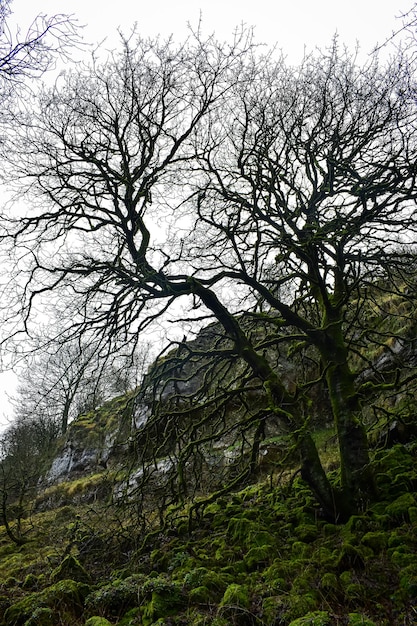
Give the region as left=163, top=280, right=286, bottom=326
left=193, top=281, right=341, bottom=520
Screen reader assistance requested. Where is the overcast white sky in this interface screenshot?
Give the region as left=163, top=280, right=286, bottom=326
left=10, top=0, right=412, bottom=60
left=0, top=0, right=412, bottom=428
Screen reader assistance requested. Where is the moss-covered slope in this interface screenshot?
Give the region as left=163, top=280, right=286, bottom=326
left=0, top=439, right=417, bottom=625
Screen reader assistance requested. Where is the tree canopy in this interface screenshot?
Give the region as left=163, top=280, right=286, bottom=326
left=1, top=28, right=417, bottom=521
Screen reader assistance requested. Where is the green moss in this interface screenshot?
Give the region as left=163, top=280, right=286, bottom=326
left=291, top=570, right=316, bottom=594
left=219, top=583, right=249, bottom=608
left=22, top=574, right=39, bottom=591
left=4, top=593, right=47, bottom=626
left=408, top=506, right=417, bottom=523
left=360, top=531, right=388, bottom=553
left=291, top=541, right=313, bottom=558
left=288, top=611, right=331, bottom=625
left=336, top=543, right=366, bottom=571
left=183, top=567, right=229, bottom=595
left=85, top=575, right=143, bottom=618
left=84, top=618, right=114, bottom=626
left=218, top=584, right=251, bottom=623
left=50, top=554, right=91, bottom=584
left=284, top=593, right=319, bottom=622
left=294, top=524, right=319, bottom=542
left=344, top=582, right=365, bottom=600
left=214, top=544, right=238, bottom=564
left=262, top=596, right=285, bottom=626
left=385, top=492, right=416, bottom=522
left=323, top=523, right=339, bottom=536
left=4, top=579, right=90, bottom=626
left=53, top=506, right=77, bottom=523
left=263, top=560, right=293, bottom=592
left=23, top=608, right=55, bottom=626
left=344, top=515, right=369, bottom=533
left=247, top=529, right=275, bottom=548
left=226, top=517, right=254, bottom=544
left=140, top=578, right=186, bottom=626
left=117, top=608, right=141, bottom=625
left=204, top=502, right=224, bottom=517
left=320, top=572, right=338, bottom=591
left=347, top=613, right=377, bottom=625
left=188, top=585, right=212, bottom=603
left=398, top=565, right=417, bottom=599
left=388, top=548, right=415, bottom=567
left=312, top=546, right=334, bottom=567
left=388, top=529, right=407, bottom=548
left=244, top=544, right=272, bottom=570
left=141, top=589, right=185, bottom=626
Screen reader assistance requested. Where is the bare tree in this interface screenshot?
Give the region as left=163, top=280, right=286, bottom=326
left=0, top=0, right=79, bottom=117
left=0, top=413, right=58, bottom=544
left=14, top=337, right=102, bottom=434
left=375, top=3, right=417, bottom=55
left=0, top=1, right=78, bottom=78
left=13, top=329, right=151, bottom=434
left=3, top=30, right=417, bottom=520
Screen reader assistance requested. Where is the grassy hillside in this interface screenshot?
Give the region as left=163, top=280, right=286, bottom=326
left=0, top=429, right=417, bottom=625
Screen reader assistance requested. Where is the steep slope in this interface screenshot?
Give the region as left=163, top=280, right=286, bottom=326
left=0, top=438, right=417, bottom=625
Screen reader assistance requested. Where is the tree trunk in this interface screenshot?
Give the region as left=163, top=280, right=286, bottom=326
left=1, top=488, right=28, bottom=546
left=193, top=282, right=341, bottom=520
left=321, top=323, right=375, bottom=515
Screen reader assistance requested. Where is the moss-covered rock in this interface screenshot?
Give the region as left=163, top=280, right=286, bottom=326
left=388, top=547, right=415, bottom=567
left=408, top=506, right=417, bottom=523
left=398, top=564, right=417, bottom=599
left=4, top=579, right=90, bottom=626
left=284, top=593, right=319, bottom=623
left=243, top=544, right=272, bottom=570
left=226, top=517, right=255, bottom=544
left=336, top=543, right=366, bottom=571
left=322, top=523, right=339, bottom=536
left=84, top=618, right=114, bottom=626
left=23, top=607, right=55, bottom=626
left=4, top=594, right=47, bottom=626
left=22, top=574, right=39, bottom=591
left=85, top=575, right=142, bottom=618
left=294, top=524, right=319, bottom=542
left=139, top=577, right=186, bottom=626
left=347, top=613, right=377, bottom=625
left=261, top=596, right=285, bottom=626
left=50, top=554, right=91, bottom=584
left=291, top=541, right=313, bottom=558
left=360, top=531, right=388, bottom=554
left=320, top=572, right=338, bottom=591
left=219, top=583, right=249, bottom=608
left=386, top=492, right=416, bottom=523
left=344, top=515, right=369, bottom=534
left=188, top=585, right=212, bottom=604
left=183, top=567, right=229, bottom=596
left=388, top=529, right=407, bottom=548
left=218, top=583, right=250, bottom=623
left=288, top=611, right=331, bottom=625
left=263, top=568, right=289, bottom=595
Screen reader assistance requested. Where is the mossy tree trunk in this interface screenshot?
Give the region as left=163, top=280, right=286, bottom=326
left=319, top=314, right=375, bottom=518
left=0, top=478, right=29, bottom=546
left=193, top=281, right=340, bottom=520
